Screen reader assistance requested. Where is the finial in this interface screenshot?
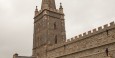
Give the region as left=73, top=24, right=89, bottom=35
left=60, top=3, right=62, bottom=6
left=60, top=2, right=63, bottom=8
left=59, top=2, right=63, bottom=13
left=35, top=6, right=39, bottom=17
left=36, top=6, right=37, bottom=9
left=35, top=6, right=38, bottom=11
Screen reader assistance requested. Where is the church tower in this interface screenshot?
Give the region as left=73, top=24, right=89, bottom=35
left=33, top=0, right=66, bottom=57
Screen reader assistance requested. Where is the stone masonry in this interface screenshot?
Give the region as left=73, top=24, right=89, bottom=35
left=46, top=22, right=115, bottom=58
left=13, top=0, right=115, bottom=58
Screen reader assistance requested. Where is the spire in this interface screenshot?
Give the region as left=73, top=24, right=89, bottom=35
left=41, top=0, right=56, bottom=10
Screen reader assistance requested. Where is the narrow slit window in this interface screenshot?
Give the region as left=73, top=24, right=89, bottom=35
left=54, top=22, right=56, bottom=29
left=106, top=30, right=109, bottom=36
left=55, top=35, right=57, bottom=44
left=105, top=48, right=109, bottom=56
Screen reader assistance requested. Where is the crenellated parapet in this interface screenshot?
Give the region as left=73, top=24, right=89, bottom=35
left=47, top=21, right=115, bottom=51
left=65, top=21, right=115, bottom=43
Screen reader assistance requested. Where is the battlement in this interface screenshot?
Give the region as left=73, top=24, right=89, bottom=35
left=66, top=21, right=115, bottom=43
left=47, top=21, right=115, bottom=51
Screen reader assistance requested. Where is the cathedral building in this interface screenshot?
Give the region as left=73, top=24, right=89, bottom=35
left=13, top=0, right=115, bottom=58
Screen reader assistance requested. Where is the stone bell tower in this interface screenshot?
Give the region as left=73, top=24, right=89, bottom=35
left=33, top=0, right=66, bottom=57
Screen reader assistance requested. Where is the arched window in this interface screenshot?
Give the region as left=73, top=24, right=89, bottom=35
left=54, top=22, right=56, bottom=29
left=55, top=35, right=57, bottom=44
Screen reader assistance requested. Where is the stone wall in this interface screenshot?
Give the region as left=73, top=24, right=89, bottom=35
left=46, top=21, right=115, bottom=58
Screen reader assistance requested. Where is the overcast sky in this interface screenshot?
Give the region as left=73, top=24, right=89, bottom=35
left=0, top=0, right=115, bottom=58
